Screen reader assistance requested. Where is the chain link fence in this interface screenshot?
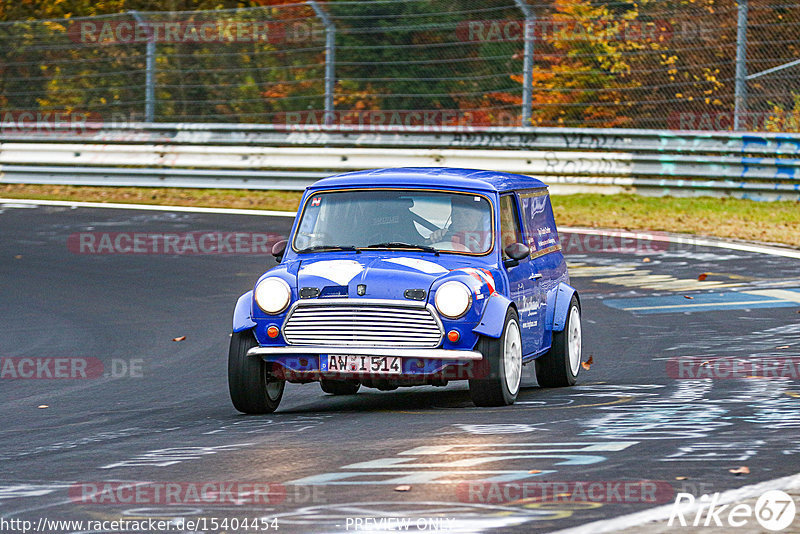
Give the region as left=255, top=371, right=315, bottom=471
left=1, top=0, right=799, bottom=131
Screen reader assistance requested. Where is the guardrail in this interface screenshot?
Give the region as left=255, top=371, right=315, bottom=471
left=2, top=124, right=799, bottom=200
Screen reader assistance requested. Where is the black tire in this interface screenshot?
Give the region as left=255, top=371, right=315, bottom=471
left=469, top=307, right=523, bottom=407
left=536, top=295, right=581, bottom=387
left=320, top=379, right=361, bottom=395
left=228, top=330, right=285, bottom=414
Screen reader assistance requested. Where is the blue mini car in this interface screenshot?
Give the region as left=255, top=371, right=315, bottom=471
left=228, top=167, right=582, bottom=413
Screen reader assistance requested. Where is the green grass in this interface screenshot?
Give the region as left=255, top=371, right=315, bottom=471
left=2, top=185, right=798, bottom=248
left=549, top=194, right=800, bottom=248
left=0, top=184, right=303, bottom=212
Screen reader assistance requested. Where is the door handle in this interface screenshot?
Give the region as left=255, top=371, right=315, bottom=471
left=530, top=273, right=543, bottom=280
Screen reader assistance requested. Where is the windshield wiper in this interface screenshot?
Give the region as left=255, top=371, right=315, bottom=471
left=364, top=242, right=439, bottom=255
left=296, top=245, right=360, bottom=254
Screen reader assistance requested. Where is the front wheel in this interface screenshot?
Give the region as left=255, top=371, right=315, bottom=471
left=469, top=307, right=523, bottom=407
left=228, top=330, right=285, bottom=414
left=535, top=295, right=581, bottom=387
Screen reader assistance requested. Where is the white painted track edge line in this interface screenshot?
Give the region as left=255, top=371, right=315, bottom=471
left=548, top=471, right=800, bottom=534
left=561, top=226, right=800, bottom=260
left=2, top=198, right=799, bottom=258
left=0, top=198, right=295, bottom=217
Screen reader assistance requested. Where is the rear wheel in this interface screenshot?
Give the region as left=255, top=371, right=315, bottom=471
left=469, top=308, right=522, bottom=407
left=535, top=295, right=581, bottom=387
left=228, top=330, right=285, bottom=414
left=320, top=379, right=361, bottom=395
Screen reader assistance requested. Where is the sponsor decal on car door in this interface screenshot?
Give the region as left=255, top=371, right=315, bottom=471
left=500, top=194, right=542, bottom=354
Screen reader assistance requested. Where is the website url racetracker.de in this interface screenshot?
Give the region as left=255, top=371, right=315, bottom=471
left=0, top=516, right=280, bottom=533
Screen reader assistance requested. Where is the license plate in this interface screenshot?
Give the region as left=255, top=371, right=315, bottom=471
left=322, top=355, right=402, bottom=375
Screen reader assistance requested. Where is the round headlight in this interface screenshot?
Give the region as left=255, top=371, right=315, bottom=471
left=435, top=281, right=472, bottom=319
left=254, top=277, right=291, bottom=314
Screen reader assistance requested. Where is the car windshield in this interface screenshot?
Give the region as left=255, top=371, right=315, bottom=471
left=293, top=190, right=493, bottom=254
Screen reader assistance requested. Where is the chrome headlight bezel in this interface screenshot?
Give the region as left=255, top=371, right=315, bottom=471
left=435, top=281, right=473, bottom=320
left=254, top=277, right=292, bottom=315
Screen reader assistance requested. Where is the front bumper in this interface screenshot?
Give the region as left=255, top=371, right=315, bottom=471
left=247, top=346, right=482, bottom=361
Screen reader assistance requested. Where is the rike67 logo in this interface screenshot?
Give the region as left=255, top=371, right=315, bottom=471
left=669, top=490, right=797, bottom=531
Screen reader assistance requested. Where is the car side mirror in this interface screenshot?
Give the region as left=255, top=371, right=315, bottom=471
left=503, top=242, right=530, bottom=268
left=272, top=239, right=288, bottom=262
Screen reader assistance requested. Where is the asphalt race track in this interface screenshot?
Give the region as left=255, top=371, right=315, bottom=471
left=2, top=201, right=800, bottom=534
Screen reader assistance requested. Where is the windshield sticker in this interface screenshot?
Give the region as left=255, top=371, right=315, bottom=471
left=299, top=260, right=364, bottom=286
left=310, top=196, right=322, bottom=207
left=374, top=215, right=400, bottom=226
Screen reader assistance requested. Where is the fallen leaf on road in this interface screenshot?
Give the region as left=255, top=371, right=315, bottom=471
left=37, top=405, right=49, bottom=409
left=394, top=485, right=412, bottom=492
left=642, top=257, right=651, bottom=263
left=172, top=336, right=186, bottom=342
left=14, top=255, right=22, bottom=260
left=675, top=476, right=688, bottom=481
left=684, top=295, right=694, bottom=300
left=581, top=356, right=594, bottom=371
left=777, top=346, right=790, bottom=349
left=528, top=470, right=542, bottom=474
left=698, top=273, right=708, bottom=281
left=699, top=361, right=711, bottom=367
left=729, top=466, right=750, bottom=475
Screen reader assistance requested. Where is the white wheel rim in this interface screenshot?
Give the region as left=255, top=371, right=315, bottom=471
left=266, top=380, right=282, bottom=401
left=504, top=319, right=523, bottom=395
left=568, top=306, right=582, bottom=376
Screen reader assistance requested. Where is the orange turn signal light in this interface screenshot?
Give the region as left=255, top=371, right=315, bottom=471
left=447, top=330, right=460, bottom=343
left=267, top=326, right=280, bottom=338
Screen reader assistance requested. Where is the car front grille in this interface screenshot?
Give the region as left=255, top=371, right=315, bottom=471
left=283, top=300, right=443, bottom=348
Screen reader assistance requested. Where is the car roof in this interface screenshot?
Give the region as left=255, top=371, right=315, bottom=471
left=308, top=167, right=548, bottom=193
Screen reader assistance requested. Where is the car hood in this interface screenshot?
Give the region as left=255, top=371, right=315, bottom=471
left=295, top=254, right=472, bottom=300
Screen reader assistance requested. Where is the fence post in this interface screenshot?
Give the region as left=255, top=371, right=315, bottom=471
left=733, top=0, right=748, bottom=130
left=514, top=0, right=534, bottom=128
left=129, top=11, right=156, bottom=123
left=307, top=1, right=335, bottom=126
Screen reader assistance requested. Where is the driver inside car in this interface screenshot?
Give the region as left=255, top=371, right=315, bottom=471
left=427, top=197, right=490, bottom=252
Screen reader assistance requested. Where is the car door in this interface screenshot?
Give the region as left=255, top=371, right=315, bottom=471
left=500, top=194, right=543, bottom=355
left=517, top=190, right=564, bottom=352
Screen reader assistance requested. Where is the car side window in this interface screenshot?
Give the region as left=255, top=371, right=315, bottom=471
left=518, top=190, right=561, bottom=256
left=499, top=195, right=522, bottom=258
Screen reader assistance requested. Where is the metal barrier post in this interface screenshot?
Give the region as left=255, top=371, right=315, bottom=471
left=308, top=1, right=335, bottom=126
left=514, top=0, right=534, bottom=128
left=734, top=0, right=748, bottom=130
left=129, top=11, right=156, bottom=123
